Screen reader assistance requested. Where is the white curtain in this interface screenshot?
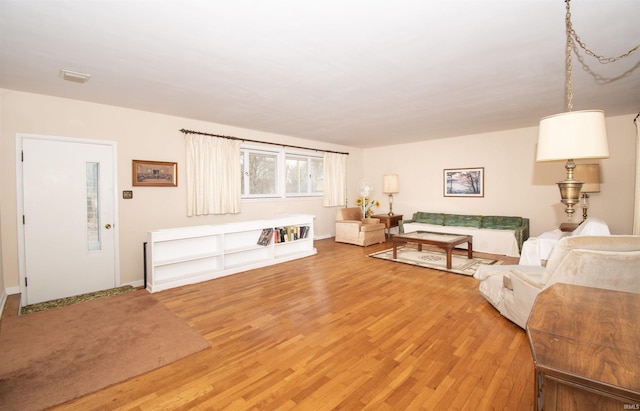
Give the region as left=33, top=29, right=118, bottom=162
left=185, top=134, right=242, bottom=216
left=322, top=152, right=347, bottom=207
left=634, top=114, right=640, bottom=234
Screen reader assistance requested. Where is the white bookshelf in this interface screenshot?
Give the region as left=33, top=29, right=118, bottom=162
left=146, top=215, right=316, bottom=292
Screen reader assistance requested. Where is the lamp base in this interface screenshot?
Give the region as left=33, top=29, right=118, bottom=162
left=581, top=193, right=590, bottom=222
left=387, top=193, right=395, bottom=216
left=557, top=159, right=584, bottom=216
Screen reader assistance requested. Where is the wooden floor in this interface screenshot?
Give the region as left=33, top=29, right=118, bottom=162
left=44, top=238, right=531, bottom=410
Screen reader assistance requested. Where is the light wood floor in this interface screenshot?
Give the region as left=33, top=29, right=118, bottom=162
left=52, top=238, right=532, bottom=410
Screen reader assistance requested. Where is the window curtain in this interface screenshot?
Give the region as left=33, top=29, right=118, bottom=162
left=634, top=114, right=640, bottom=234
left=322, top=152, right=347, bottom=207
left=185, top=134, right=242, bottom=216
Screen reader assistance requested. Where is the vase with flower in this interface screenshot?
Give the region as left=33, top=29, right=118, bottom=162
left=355, top=196, right=380, bottom=218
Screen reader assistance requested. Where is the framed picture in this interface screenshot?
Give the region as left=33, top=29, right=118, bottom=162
left=132, top=160, right=177, bottom=187
left=444, top=167, right=484, bottom=197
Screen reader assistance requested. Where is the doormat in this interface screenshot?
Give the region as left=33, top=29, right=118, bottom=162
left=369, top=247, right=500, bottom=276
left=20, top=285, right=136, bottom=314
left=0, top=290, right=211, bottom=411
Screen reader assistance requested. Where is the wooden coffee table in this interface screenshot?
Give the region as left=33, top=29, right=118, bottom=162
left=392, top=231, right=473, bottom=269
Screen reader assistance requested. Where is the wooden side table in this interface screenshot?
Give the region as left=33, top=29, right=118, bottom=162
left=527, top=284, right=640, bottom=411
left=372, top=214, right=403, bottom=239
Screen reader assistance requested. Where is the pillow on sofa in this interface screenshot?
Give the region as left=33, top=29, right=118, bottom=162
left=482, top=216, right=523, bottom=230
left=444, top=214, right=483, bottom=228
left=414, top=212, right=445, bottom=225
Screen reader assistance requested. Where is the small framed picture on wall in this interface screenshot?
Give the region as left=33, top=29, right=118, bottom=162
left=443, top=167, right=484, bottom=197
left=132, top=160, right=178, bottom=187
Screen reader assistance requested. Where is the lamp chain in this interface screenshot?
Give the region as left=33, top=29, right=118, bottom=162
left=565, top=0, right=640, bottom=64
left=564, top=0, right=640, bottom=112
left=565, top=1, right=574, bottom=112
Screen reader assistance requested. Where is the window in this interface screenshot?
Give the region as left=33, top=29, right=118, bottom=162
left=241, top=149, right=278, bottom=197
left=241, top=146, right=323, bottom=199
left=86, top=162, right=101, bottom=251
left=285, top=155, right=323, bottom=196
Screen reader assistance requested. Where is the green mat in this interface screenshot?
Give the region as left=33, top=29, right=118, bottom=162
left=20, top=285, right=136, bottom=314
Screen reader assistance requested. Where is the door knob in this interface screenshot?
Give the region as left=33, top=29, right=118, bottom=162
left=105, top=224, right=112, bottom=229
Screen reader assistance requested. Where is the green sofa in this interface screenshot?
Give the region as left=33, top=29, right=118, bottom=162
left=399, top=212, right=530, bottom=257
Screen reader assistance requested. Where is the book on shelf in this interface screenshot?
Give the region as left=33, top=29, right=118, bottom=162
left=273, top=225, right=310, bottom=243
left=257, top=228, right=274, bottom=246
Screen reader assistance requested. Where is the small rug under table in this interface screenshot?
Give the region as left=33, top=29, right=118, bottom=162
left=369, top=246, right=500, bottom=276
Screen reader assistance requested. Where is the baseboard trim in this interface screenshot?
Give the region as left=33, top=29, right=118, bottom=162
left=0, top=289, right=7, bottom=320
left=123, top=280, right=145, bottom=289
left=6, top=286, right=21, bottom=295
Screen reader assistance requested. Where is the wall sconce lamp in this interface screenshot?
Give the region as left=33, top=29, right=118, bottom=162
left=573, top=163, right=600, bottom=222
left=383, top=174, right=399, bottom=216
left=534, top=0, right=638, bottom=216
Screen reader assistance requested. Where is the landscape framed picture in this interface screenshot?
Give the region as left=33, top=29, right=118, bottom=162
left=443, top=167, right=484, bottom=197
left=132, top=160, right=178, bottom=187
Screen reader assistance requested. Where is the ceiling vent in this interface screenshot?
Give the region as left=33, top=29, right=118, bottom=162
left=60, top=69, right=91, bottom=84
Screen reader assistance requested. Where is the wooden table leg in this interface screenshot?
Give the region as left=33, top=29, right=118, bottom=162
left=445, top=247, right=453, bottom=269
left=467, top=240, right=473, bottom=259
left=393, top=240, right=398, bottom=259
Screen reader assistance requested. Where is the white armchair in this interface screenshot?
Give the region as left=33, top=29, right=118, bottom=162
left=474, top=235, right=640, bottom=328
left=518, top=217, right=610, bottom=265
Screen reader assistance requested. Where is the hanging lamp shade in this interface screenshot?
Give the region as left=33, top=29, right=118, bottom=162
left=573, top=164, right=601, bottom=193
left=536, top=110, right=610, bottom=161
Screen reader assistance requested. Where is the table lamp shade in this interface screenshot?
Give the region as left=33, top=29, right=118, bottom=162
left=536, top=110, right=609, bottom=161
left=573, top=164, right=600, bottom=193
left=383, top=174, right=399, bottom=194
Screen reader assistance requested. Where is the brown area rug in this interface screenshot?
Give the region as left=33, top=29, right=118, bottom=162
left=0, top=290, right=210, bottom=411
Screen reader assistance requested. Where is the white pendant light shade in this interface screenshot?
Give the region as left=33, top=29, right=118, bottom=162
left=536, top=110, right=610, bottom=162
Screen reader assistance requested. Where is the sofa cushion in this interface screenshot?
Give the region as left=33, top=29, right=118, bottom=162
left=482, top=216, right=523, bottom=230
left=414, top=212, right=445, bottom=225
left=444, top=214, right=483, bottom=228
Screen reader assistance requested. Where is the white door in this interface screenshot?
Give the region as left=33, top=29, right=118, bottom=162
left=19, top=135, right=118, bottom=305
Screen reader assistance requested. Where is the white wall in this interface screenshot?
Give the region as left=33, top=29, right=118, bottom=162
left=0, top=89, right=362, bottom=290
left=0, top=92, right=7, bottom=310
left=362, top=114, right=637, bottom=236
left=1, top=89, right=636, bottom=293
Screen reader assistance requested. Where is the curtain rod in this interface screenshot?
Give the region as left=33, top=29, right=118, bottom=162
left=179, top=128, right=349, bottom=155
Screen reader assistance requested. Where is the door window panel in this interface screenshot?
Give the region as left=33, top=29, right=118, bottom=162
left=86, top=162, right=101, bottom=251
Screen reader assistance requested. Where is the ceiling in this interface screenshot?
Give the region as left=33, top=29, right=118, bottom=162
left=1, top=1, right=638, bottom=148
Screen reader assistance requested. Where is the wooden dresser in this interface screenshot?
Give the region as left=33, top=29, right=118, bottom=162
left=527, top=283, right=640, bottom=411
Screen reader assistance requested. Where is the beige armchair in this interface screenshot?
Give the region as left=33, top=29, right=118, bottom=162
left=474, top=235, right=640, bottom=329
left=335, top=207, right=386, bottom=246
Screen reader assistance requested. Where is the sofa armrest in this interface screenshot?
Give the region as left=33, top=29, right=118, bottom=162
left=336, top=219, right=362, bottom=234
left=508, top=267, right=545, bottom=315
left=513, top=218, right=530, bottom=253
left=398, top=219, right=416, bottom=234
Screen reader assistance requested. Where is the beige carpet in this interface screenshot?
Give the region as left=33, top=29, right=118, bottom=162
left=369, top=246, right=500, bottom=276
left=0, top=290, right=210, bottom=411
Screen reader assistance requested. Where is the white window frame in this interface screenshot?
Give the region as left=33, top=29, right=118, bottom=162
left=240, top=143, right=323, bottom=199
